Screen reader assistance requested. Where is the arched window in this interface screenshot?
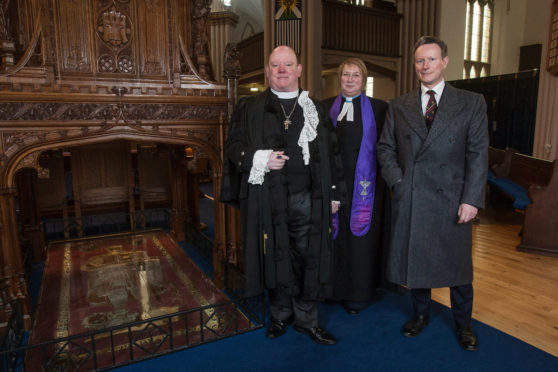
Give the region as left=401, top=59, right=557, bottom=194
left=463, top=0, right=493, bottom=79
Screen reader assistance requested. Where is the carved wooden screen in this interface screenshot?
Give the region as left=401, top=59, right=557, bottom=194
left=46, top=0, right=191, bottom=79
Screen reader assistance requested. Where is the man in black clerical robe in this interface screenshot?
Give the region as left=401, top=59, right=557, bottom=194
left=220, top=46, right=345, bottom=345
left=323, top=58, right=390, bottom=314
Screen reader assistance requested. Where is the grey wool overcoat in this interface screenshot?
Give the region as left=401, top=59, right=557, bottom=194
left=377, top=83, right=488, bottom=288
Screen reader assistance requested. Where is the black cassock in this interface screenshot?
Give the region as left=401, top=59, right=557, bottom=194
left=221, top=90, right=346, bottom=299
left=323, top=95, right=390, bottom=305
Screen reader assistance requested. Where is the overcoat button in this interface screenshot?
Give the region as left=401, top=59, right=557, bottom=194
left=437, top=189, right=443, bottom=193
left=238, top=161, right=242, bottom=166
left=440, top=163, right=446, bottom=168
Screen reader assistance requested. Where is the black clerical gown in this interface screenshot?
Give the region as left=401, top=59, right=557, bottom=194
left=221, top=89, right=345, bottom=299
left=323, top=95, right=389, bottom=303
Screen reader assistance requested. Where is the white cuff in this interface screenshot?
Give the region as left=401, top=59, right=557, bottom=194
left=248, top=150, right=273, bottom=185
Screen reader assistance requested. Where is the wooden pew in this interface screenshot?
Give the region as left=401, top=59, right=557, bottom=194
left=488, top=149, right=554, bottom=210
left=488, top=146, right=514, bottom=172
left=488, top=147, right=517, bottom=177
left=518, top=160, right=558, bottom=257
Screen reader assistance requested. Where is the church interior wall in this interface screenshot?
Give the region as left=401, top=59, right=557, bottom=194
left=491, top=0, right=528, bottom=75
left=373, top=76, right=397, bottom=102
left=438, top=0, right=467, bottom=81
left=229, top=0, right=264, bottom=42
left=438, top=0, right=547, bottom=79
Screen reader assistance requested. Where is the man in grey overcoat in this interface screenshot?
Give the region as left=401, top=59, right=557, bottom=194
left=377, top=36, right=488, bottom=351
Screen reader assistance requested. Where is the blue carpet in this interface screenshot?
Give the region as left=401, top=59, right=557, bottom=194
left=114, top=290, right=558, bottom=371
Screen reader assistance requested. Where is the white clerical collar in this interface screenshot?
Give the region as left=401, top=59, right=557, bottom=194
left=343, top=94, right=358, bottom=102
left=338, top=94, right=358, bottom=122
left=271, top=88, right=299, bottom=99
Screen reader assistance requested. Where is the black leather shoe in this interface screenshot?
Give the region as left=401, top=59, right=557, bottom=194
left=401, top=315, right=430, bottom=337
left=266, top=317, right=293, bottom=339
left=457, top=325, right=478, bottom=351
left=293, top=325, right=337, bottom=345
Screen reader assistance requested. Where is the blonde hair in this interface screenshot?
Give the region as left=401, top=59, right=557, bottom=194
left=337, top=58, right=368, bottom=92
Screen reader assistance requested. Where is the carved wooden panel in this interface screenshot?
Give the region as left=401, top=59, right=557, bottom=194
left=13, top=0, right=39, bottom=50
left=73, top=142, right=129, bottom=205
left=0, top=102, right=225, bottom=121
left=172, top=0, right=191, bottom=74
left=54, top=0, right=94, bottom=73
left=139, top=148, right=171, bottom=202
left=95, top=0, right=136, bottom=74
left=136, top=0, right=168, bottom=76
left=35, top=151, right=66, bottom=210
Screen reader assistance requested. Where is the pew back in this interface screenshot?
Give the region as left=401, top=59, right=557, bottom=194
left=508, top=153, right=554, bottom=191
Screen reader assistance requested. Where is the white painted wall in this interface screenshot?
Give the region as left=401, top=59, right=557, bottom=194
left=523, top=0, right=547, bottom=46
left=438, top=0, right=547, bottom=79
left=438, top=0, right=467, bottom=81
left=230, top=0, right=264, bottom=42
left=491, top=0, right=527, bottom=75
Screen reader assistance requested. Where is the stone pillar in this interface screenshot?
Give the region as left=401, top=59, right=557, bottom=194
left=396, top=0, right=440, bottom=95
left=209, top=11, right=239, bottom=82
left=533, top=0, right=558, bottom=160
left=300, top=0, right=323, bottom=97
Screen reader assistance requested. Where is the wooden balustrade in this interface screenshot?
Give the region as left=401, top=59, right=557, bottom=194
left=322, top=0, right=401, bottom=57
left=237, top=32, right=264, bottom=74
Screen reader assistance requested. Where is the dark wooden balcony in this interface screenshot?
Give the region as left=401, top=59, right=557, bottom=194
left=235, top=1, right=401, bottom=86
left=237, top=32, right=264, bottom=75
left=322, top=0, right=401, bottom=57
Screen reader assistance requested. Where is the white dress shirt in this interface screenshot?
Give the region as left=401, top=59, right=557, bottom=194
left=420, top=80, right=445, bottom=115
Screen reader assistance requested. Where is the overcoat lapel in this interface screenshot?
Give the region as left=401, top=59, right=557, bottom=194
left=402, top=89, right=428, bottom=141
left=420, top=84, right=464, bottom=153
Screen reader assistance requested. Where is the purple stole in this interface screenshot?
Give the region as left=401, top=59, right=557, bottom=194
left=329, top=92, right=377, bottom=238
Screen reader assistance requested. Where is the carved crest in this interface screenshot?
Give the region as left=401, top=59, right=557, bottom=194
left=98, top=6, right=131, bottom=48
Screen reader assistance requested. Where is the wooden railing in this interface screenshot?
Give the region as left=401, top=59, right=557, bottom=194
left=322, top=0, right=401, bottom=57
left=237, top=32, right=264, bottom=74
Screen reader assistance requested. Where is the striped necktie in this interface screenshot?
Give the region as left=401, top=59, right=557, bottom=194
left=424, top=90, right=437, bottom=130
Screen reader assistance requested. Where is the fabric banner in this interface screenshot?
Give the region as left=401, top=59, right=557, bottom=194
left=275, top=0, right=302, bottom=54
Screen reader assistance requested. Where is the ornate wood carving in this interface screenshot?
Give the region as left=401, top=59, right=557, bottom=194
left=192, top=0, right=212, bottom=80
left=13, top=151, right=49, bottom=178
left=0, top=102, right=226, bottom=121
left=96, top=1, right=135, bottom=74
left=0, top=0, right=231, bottom=331
left=136, top=0, right=167, bottom=76
left=56, top=0, right=93, bottom=73
left=223, top=42, right=241, bottom=79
